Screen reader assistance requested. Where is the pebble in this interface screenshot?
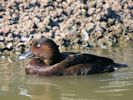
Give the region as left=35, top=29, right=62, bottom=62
left=7, top=42, right=13, bottom=49
left=0, top=4, right=4, bottom=12
left=81, top=30, right=89, bottom=41
left=0, top=36, right=4, bottom=41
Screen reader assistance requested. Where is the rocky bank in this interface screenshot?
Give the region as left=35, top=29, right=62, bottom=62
left=0, top=0, right=133, bottom=53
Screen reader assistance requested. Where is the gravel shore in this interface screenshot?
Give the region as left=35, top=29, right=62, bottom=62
left=0, top=0, right=133, bottom=53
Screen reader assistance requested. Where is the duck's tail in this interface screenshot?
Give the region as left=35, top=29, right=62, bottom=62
left=113, top=62, right=128, bottom=70
left=103, top=62, right=128, bottom=73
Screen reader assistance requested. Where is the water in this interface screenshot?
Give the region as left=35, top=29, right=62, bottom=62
left=0, top=48, right=133, bottom=100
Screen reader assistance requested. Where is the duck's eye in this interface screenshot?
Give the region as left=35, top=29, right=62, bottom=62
left=37, top=43, right=41, bottom=48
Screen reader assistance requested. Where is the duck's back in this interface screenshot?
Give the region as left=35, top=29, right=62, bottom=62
left=59, top=53, right=115, bottom=75
left=60, top=53, right=128, bottom=76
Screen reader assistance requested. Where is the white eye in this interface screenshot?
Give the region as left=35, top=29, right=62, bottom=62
left=37, top=43, right=41, bottom=48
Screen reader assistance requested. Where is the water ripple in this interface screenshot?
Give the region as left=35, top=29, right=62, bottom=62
left=96, top=88, right=129, bottom=93
left=100, top=81, right=133, bottom=89
left=18, top=88, right=32, bottom=98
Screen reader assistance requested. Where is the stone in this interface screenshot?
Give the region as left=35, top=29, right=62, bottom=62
left=0, top=36, right=4, bottom=41
left=66, top=0, right=75, bottom=5
left=1, top=26, right=10, bottom=34
left=6, top=33, right=14, bottom=41
left=80, top=30, right=89, bottom=41
left=88, top=8, right=95, bottom=15
left=100, top=22, right=107, bottom=29
left=20, top=36, right=30, bottom=42
left=0, top=4, right=4, bottom=12
left=85, top=22, right=95, bottom=33
left=0, top=42, right=5, bottom=49
left=7, top=42, right=13, bottom=49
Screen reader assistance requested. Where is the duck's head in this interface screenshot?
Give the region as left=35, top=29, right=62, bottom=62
left=19, top=37, right=61, bottom=65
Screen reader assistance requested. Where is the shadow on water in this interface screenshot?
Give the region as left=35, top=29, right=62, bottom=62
left=0, top=47, right=133, bottom=100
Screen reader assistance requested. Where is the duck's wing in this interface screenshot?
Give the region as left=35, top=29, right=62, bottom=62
left=64, top=63, right=115, bottom=76
left=63, top=54, right=128, bottom=75
left=59, top=53, right=114, bottom=68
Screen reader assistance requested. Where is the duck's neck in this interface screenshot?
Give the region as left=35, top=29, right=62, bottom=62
left=52, top=53, right=61, bottom=65
left=45, top=48, right=62, bottom=65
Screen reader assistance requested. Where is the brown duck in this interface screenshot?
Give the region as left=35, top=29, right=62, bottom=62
left=19, top=37, right=128, bottom=76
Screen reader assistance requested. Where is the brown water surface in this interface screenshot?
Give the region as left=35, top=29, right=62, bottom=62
left=0, top=48, right=133, bottom=100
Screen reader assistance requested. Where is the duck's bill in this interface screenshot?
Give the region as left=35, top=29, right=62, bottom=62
left=19, top=50, right=33, bottom=60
